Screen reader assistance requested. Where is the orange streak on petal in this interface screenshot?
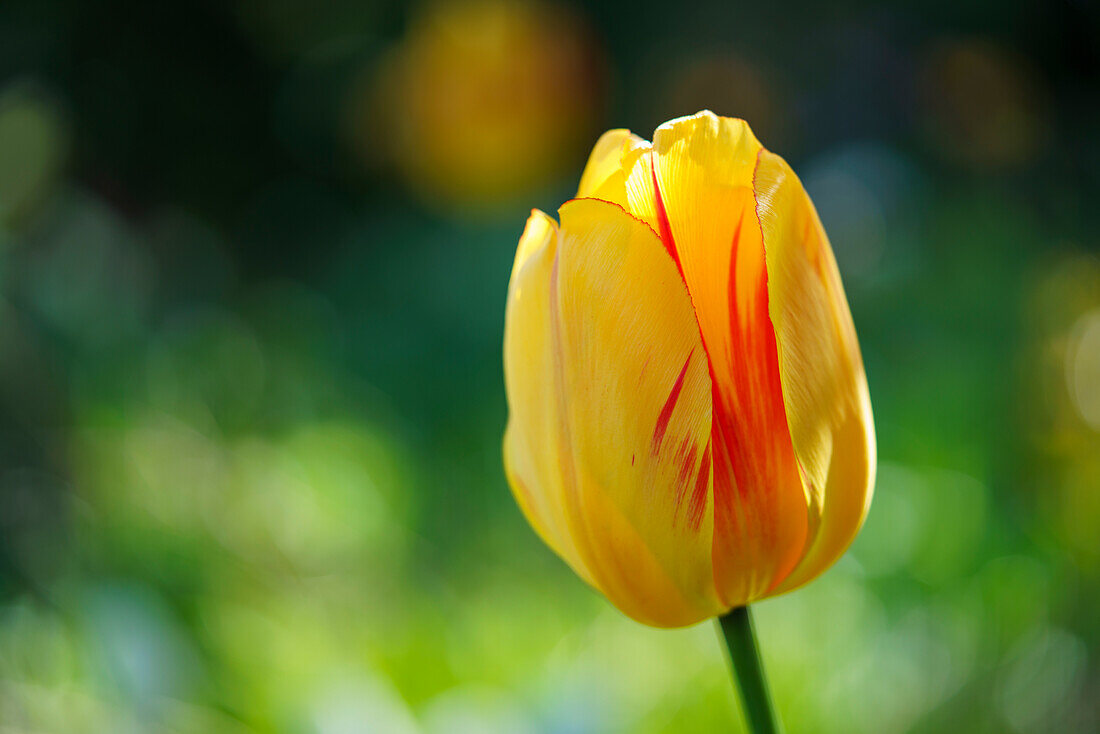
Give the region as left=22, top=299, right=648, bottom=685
left=647, top=113, right=808, bottom=606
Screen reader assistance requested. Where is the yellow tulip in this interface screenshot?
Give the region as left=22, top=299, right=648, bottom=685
left=502, top=111, right=876, bottom=627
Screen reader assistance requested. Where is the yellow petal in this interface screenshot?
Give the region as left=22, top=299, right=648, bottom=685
left=503, top=209, right=591, bottom=578
left=573, top=129, right=657, bottom=225
left=754, top=151, right=876, bottom=594
left=620, top=134, right=658, bottom=228
left=648, top=111, right=809, bottom=605
left=576, top=129, right=632, bottom=200
left=503, top=199, right=722, bottom=626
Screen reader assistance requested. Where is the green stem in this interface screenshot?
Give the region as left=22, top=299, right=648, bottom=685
left=718, top=606, right=783, bottom=734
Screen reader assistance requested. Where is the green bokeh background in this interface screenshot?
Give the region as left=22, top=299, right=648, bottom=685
left=1, top=1, right=1098, bottom=732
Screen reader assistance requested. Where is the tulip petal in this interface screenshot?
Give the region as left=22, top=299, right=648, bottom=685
left=576, top=129, right=632, bottom=200
left=754, top=151, right=876, bottom=594
left=503, top=209, right=593, bottom=577
left=648, top=111, right=809, bottom=605
left=503, top=199, right=722, bottom=626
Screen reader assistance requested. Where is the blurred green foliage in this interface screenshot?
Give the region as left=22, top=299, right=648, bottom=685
left=0, top=0, right=1098, bottom=732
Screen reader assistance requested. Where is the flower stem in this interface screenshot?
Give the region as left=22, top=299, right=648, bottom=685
left=718, top=606, right=783, bottom=734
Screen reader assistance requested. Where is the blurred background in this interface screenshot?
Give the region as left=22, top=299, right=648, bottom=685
left=0, top=0, right=1098, bottom=731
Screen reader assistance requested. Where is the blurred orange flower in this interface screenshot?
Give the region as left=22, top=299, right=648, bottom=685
left=367, top=0, right=602, bottom=211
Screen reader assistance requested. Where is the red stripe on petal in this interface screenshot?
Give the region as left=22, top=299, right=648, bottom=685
left=672, top=437, right=699, bottom=507
left=688, top=445, right=711, bottom=531
left=650, top=151, right=685, bottom=278
left=652, top=349, right=693, bottom=455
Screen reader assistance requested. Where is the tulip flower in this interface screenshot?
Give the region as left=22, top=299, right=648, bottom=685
left=502, top=111, right=875, bottom=732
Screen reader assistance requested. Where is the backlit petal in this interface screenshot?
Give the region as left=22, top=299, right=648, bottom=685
left=754, top=151, right=877, bottom=594
left=503, top=199, right=722, bottom=626
left=649, top=111, right=808, bottom=605
left=503, top=209, right=591, bottom=577
left=576, top=129, right=633, bottom=201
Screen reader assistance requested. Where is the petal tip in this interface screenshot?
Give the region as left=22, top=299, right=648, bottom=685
left=651, top=111, right=763, bottom=159
left=511, top=208, right=559, bottom=281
